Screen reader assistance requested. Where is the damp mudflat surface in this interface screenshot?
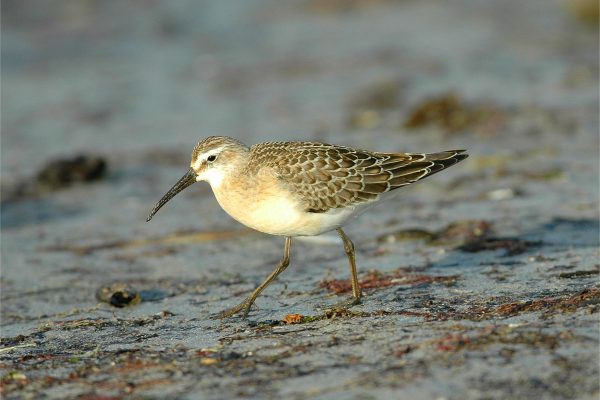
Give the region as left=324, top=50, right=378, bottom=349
left=1, top=1, right=599, bottom=399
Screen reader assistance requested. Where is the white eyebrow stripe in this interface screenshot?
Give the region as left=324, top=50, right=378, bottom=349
left=204, top=147, right=224, bottom=158
left=192, top=146, right=225, bottom=169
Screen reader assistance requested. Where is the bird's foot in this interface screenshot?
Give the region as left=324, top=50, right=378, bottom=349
left=210, top=298, right=256, bottom=319
left=324, top=296, right=362, bottom=314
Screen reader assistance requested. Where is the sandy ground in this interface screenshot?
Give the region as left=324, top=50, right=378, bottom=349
left=1, top=0, right=599, bottom=399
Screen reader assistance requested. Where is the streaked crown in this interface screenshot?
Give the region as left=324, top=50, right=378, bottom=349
left=190, top=136, right=248, bottom=172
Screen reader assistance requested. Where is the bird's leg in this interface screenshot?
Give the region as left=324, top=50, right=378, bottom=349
left=212, top=237, right=292, bottom=319
left=328, top=228, right=362, bottom=310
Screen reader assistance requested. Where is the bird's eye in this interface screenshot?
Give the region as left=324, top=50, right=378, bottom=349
left=207, top=155, right=217, bottom=163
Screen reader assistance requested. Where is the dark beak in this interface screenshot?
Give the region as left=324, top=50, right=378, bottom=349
left=146, top=169, right=197, bottom=222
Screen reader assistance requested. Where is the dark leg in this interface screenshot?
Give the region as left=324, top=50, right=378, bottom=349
left=329, top=228, right=362, bottom=309
left=212, top=237, right=292, bottom=319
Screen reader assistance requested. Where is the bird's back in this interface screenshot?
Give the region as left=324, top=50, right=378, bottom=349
left=247, top=141, right=468, bottom=214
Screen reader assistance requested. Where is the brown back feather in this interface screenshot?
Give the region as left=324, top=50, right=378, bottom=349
left=248, top=142, right=467, bottom=213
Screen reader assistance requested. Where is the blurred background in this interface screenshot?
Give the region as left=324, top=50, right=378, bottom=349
left=1, top=0, right=598, bottom=399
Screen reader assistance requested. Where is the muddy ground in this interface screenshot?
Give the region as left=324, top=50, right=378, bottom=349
left=1, top=0, right=599, bottom=399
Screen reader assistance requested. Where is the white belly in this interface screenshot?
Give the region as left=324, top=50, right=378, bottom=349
left=213, top=186, right=364, bottom=237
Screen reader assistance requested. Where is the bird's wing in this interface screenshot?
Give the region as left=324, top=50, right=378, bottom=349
left=250, top=142, right=468, bottom=213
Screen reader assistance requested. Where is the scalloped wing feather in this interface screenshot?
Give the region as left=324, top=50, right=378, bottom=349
left=248, top=142, right=467, bottom=213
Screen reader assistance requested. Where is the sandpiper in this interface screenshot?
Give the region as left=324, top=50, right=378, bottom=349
left=147, top=136, right=468, bottom=318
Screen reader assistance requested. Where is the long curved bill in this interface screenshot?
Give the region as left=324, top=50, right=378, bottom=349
left=147, top=169, right=197, bottom=222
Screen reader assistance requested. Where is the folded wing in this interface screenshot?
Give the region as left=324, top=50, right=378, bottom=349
left=251, top=142, right=468, bottom=213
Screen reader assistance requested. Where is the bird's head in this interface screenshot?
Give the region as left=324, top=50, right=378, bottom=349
left=146, top=136, right=248, bottom=222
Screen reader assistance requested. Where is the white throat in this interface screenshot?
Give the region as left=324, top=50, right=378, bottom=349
left=197, top=167, right=226, bottom=189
